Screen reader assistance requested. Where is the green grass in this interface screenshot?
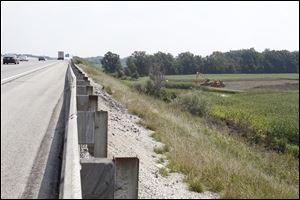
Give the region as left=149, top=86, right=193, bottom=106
left=75, top=57, right=299, bottom=199
left=165, top=73, right=299, bottom=81
left=210, top=89, right=299, bottom=155
left=200, top=86, right=243, bottom=94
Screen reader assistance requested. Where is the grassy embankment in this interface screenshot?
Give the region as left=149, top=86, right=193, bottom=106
left=75, top=58, right=299, bottom=199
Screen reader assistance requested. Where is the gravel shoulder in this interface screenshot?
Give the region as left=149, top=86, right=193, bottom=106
left=82, top=78, right=218, bottom=199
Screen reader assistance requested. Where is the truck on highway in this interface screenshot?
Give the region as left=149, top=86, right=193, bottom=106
left=58, top=51, right=64, bottom=60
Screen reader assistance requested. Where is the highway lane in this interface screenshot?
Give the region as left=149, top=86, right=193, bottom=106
left=1, top=61, right=68, bottom=198
left=1, top=60, right=59, bottom=82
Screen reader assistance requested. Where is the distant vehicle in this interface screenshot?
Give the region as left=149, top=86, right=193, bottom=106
left=19, top=55, right=28, bottom=61
left=58, top=51, right=64, bottom=60
left=38, top=56, right=46, bottom=61
left=3, top=54, right=19, bottom=64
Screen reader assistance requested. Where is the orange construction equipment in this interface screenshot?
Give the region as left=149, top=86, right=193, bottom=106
left=210, top=80, right=225, bottom=87
left=196, top=72, right=225, bottom=87
left=200, top=79, right=225, bottom=87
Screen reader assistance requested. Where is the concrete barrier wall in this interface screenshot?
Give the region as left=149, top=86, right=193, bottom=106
left=60, top=60, right=139, bottom=199
left=60, top=64, right=82, bottom=199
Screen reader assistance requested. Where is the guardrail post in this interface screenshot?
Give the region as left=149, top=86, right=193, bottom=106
left=77, top=80, right=90, bottom=86
left=77, top=111, right=95, bottom=145
left=114, top=157, right=139, bottom=199
left=77, top=110, right=108, bottom=158
left=76, top=76, right=88, bottom=81
left=77, top=95, right=98, bottom=111
left=77, top=86, right=93, bottom=95
left=94, top=111, right=108, bottom=158
left=80, top=158, right=115, bottom=199
left=75, top=73, right=88, bottom=80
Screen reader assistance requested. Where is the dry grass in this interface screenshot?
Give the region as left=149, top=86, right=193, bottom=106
left=154, top=145, right=169, bottom=154
left=78, top=61, right=299, bottom=199
left=159, top=167, right=169, bottom=177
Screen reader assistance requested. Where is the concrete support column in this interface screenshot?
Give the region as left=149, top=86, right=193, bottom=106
left=77, top=111, right=108, bottom=158
left=81, top=158, right=115, bottom=199
left=77, top=86, right=93, bottom=95
left=77, top=95, right=98, bottom=111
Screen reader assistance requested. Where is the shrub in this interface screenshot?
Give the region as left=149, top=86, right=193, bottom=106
left=286, top=145, right=299, bottom=158
left=165, top=82, right=194, bottom=89
left=133, top=82, right=146, bottom=93
left=133, top=80, right=171, bottom=99
left=145, top=79, right=158, bottom=96
left=159, top=88, right=177, bottom=102
left=173, top=92, right=210, bottom=117
left=116, top=68, right=125, bottom=78
left=131, top=71, right=139, bottom=79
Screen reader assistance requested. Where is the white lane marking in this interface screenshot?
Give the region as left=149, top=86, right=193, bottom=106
left=1, top=62, right=60, bottom=84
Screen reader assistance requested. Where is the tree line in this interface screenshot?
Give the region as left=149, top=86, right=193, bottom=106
left=100, top=48, right=299, bottom=78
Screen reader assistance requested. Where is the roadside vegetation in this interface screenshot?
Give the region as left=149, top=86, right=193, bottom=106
left=124, top=75, right=299, bottom=157
left=74, top=56, right=299, bottom=199
left=159, top=167, right=169, bottom=177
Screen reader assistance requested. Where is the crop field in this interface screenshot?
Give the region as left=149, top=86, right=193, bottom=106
left=133, top=73, right=299, bottom=91
left=165, top=73, right=299, bottom=90
left=165, top=73, right=299, bottom=81
left=210, top=89, right=299, bottom=155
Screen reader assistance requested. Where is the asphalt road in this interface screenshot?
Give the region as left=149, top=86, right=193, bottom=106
left=1, top=60, right=59, bottom=81
left=1, top=60, right=68, bottom=198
